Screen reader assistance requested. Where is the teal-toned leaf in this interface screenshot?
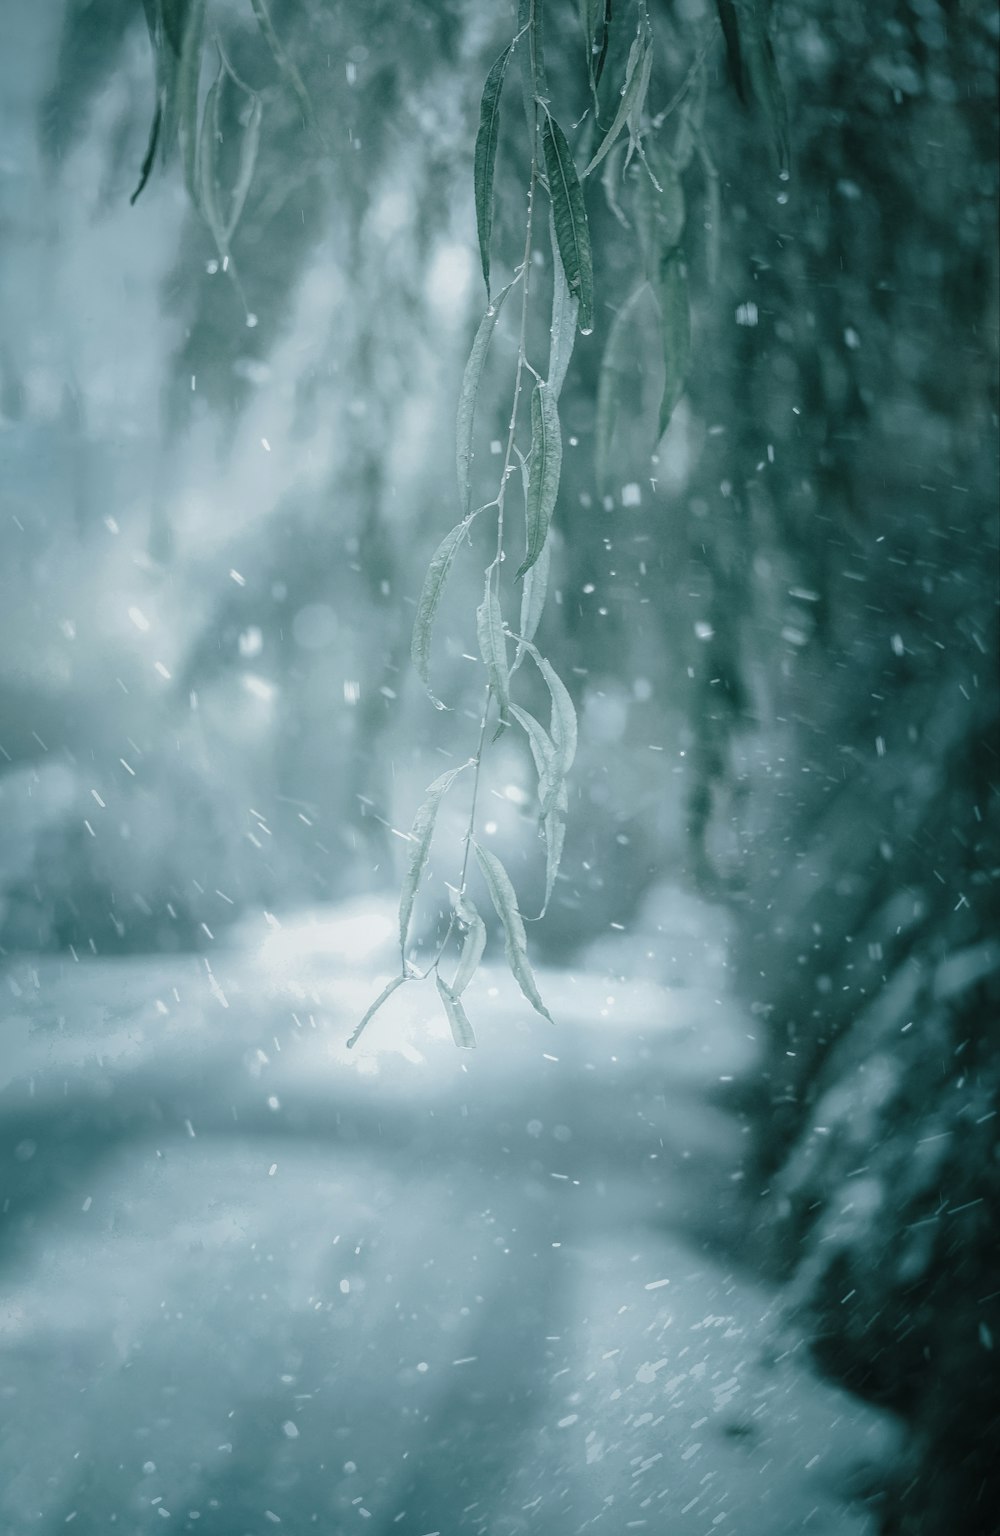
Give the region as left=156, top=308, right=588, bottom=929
left=197, top=76, right=226, bottom=254
left=581, top=30, right=651, bottom=179
left=547, top=209, right=579, bottom=400
left=632, top=151, right=686, bottom=279
left=654, top=248, right=691, bottom=437
left=542, top=113, right=594, bottom=333
left=595, top=283, right=647, bottom=491
left=738, top=0, right=790, bottom=177
left=347, top=972, right=407, bottom=1049
left=513, top=534, right=550, bottom=673
left=456, top=277, right=515, bottom=515
left=474, top=43, right=513, bottom=297
left=411, top=517, right=475, bottom=706
left=474, top=842, right=553, bottom=1022
left=579, top=0, right=601, bottom=91
left=436, top=973, right=477, bottom=1049
left=476, top=580, right=510, bottom=732
left=399, top=767, right=464, bottom=956
left=540, top=802, right=566, bottom=914
left=222, top=91, right=262, bottom=246
left=511, top=703, right=558, bottom=810
left=601, top=138, right=629, bottom=228
left=698, top=141, right=721, bottom=286
left=514, top=643, right=578, bottom=811
left=516, top=382, right=562, bottom=581
left=175, top=0, right=206, bottom=198
left=625, top=28, right=655, bottom=165
left=452, top=891, right=487, bottom=996
left=249, top=0, right=318, bottom=134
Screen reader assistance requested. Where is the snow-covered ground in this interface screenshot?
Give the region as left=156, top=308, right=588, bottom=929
left=0, top=894, right=899, bottom=1534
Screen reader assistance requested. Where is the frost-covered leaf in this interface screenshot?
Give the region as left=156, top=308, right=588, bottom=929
left=547, top=210, right=579, bottom=400
left=542, top=113, right=593, bottom=333
left=515, top=382, right=562, bottom=581
left=654, top=248, right=690, bottom=437
left=582, top=29, right=651, bottom=179
left=474, top=842, right=553, bottom=1022
left=456, top=278, right=515, bottom=515
left=399, top=767, right=464, bottom=956
left=436, top=973, right=477, bottom=1048
left=476, top=581, right=510, bottom=732
left=411, top=517, right=475, bottom=706
left=347, top=973, right=407, bottom=1050
left=513, top=535, right=550, bottom=673
left=452, top=891, right=487, bottom=996
left=474, top=42, right=513, bottom=297
left=595, top=283, right=647, bottom=491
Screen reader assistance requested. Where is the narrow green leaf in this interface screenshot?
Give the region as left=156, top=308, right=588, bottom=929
left=474, top=842, right=553, bottom=1022
left=474, top=43, right=513, bottom=298
left=456, top=278, right=515, bottom=515
left=579, top=0, right=601, bottom=92
left=197, top=75, right=227, bottom=256
left=511, top=703, right=558, bottom=812
left=739, top=0, right=790, bottom=177
left=347, top=973, right=407, bottom=1049
left=476, top=580, right=511, bottom=732
left=540, top=803, right=566, bottom=915
left=654, top=249, right=691, bottom=437
left=516, top=382, right=562, bottom=581
left=222, top=92, right=262, bottom=246
left=249, top=0, right=319, bottom=135
left=581, top=31, right=650, bottom=179
left=411, top=517, right=475, bottom=706
left=452, top=891, right=487, bottom=996
left=625, top=29, right=655, bottom=165
left=436, top=973, right=477, bottom=1049
left=633, top=151, right=686, bottom=279
left=176, top=0, right=206, bottom=198
left=547, top=208, right=579, bottom=400
left=595, top=284, right=647, bottom=492
left=513, top=643, right=578, bottom=812
left=399, top=767, right=464, bottom=956
left=513, top=534, right=550, bottom=673
left=542, top=113, right=594, bottom=333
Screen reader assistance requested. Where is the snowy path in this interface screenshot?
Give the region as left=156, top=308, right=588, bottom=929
left=0, top=897, right=897, bottom=1535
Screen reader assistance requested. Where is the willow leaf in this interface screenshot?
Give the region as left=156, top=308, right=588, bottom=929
left=633, top=151, right=686, bottom=280
left=601, top=138, right=629, bottom=228
left=436, top=974, right=477, bottom=1049
left=223, top=92, right=262, bottom=246
left=476, top=581, right=510, bottom=732
left=250, top=0, right=318, bottom=134
left=540, top=804, right=566, bottom=915
left=655, top=249, right=691, bottom=437
left=595, top=284, right=647, bottom=491
left=739, top=0, right=790, bottom=177
left=197, top=76, right=227, bottom=256
left=411, top=517, right=473, bottom=706
left=547, top=209, right=579, bottom=400
left=582, top=31, right=650, bottom=179
left=347, top=973, right=407, bottom=1050
left=514, top=643, right=578, bottom=811
left=474, top=43, right=513, bottom=297
left=176, top=0, right=206, bottom=198
left=516, top=382, right=562, bottom=581
left=511, top=703, right=558, bottom=812
left=698, top=141, right=721, bottom=286
left=399, top=767, right=463, bottom=956
left=456, top=278, right=515, bottom=515
left=513, top=535, right=550, bottom=673
left=452, top=891, right=487, bottom=996
left=625, top=28, right=655, bottom=165
left=474, top=843, right=553, bottom=1022
left=542, top=113, right=594, bottom=333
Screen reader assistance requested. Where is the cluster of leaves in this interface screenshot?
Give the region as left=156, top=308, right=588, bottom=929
left=133, top=0, right=315, bottom=314
left=352, top=0, right=748, bottom=1049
